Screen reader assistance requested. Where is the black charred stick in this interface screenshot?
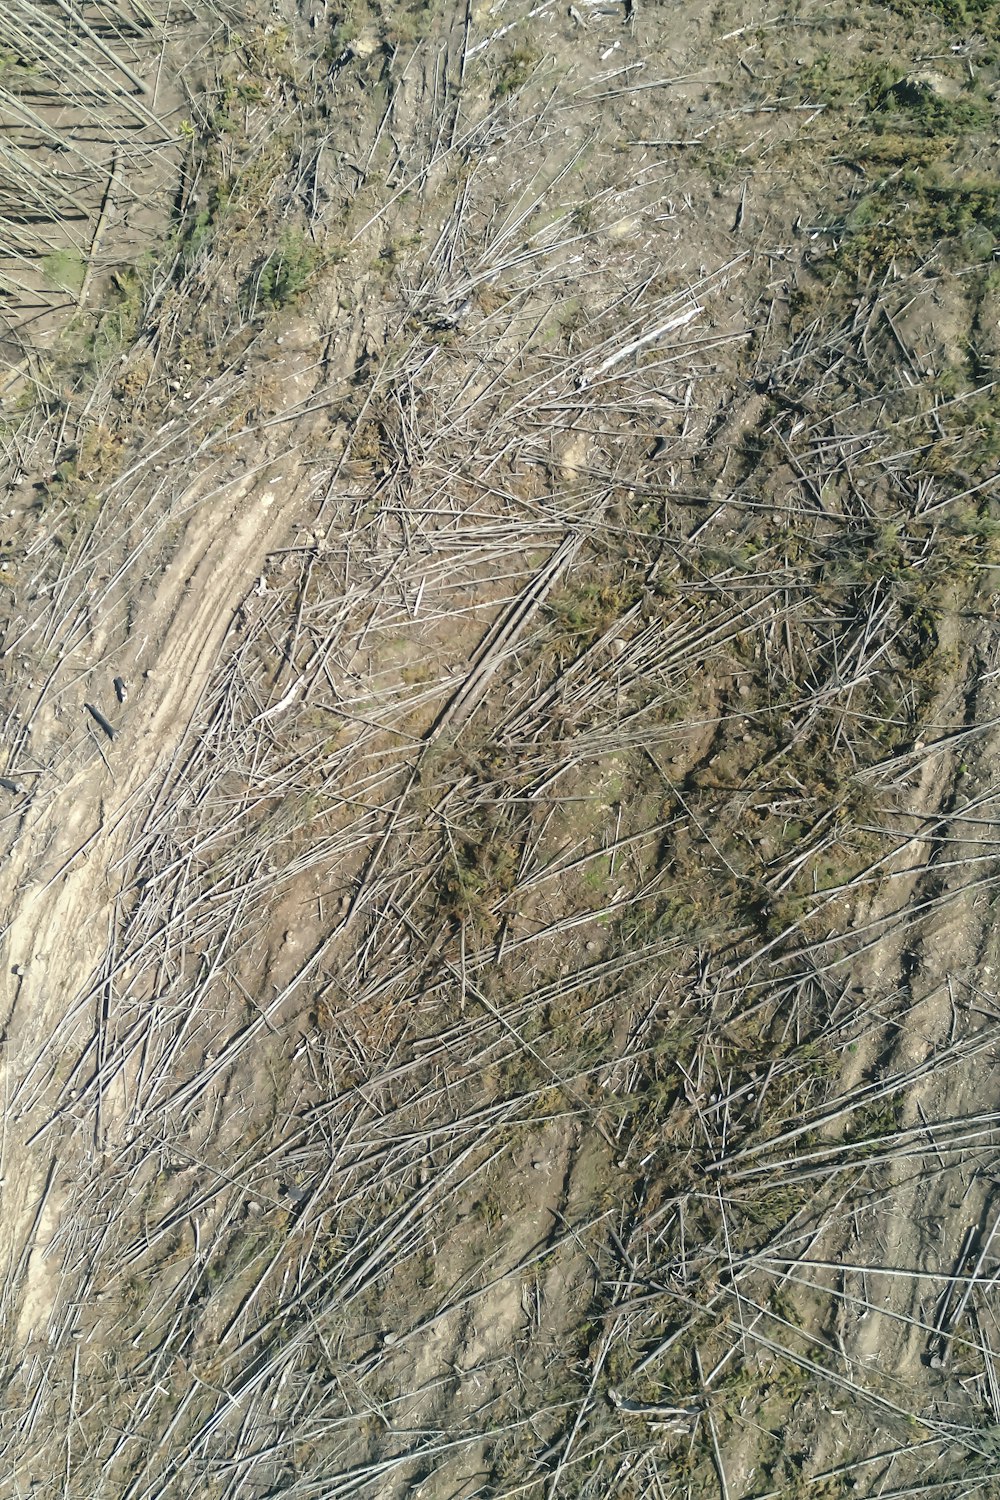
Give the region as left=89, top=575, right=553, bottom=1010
left=85, top=703, right=116, bottom=741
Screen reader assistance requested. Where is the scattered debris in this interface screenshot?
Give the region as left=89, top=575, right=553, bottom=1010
left=113, top=676, right=128, bottom=703
left=250, top=677, right=302, bottom=725
left=607, top=1387, right=702, bottom=1430
left=427, top=297, right=472, bottom=331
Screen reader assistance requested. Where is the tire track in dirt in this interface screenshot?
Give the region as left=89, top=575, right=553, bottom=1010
left=0, top=456, right=310, bottom=1349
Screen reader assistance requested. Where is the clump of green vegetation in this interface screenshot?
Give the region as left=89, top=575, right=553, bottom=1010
left=56, top=261, right=152, bottom=380
left=243, top=228, right=318, bottom=312
left=41, top=249, right=86, bottom=296
left=31, top=420, right=127, bottom=541
left=545, top=577, right=641, bottom=653
left=888, top=0, right=1000, bottom=23
left=830, top=173, right=1000, bottom=278
left=97, top=265, right=148, bottom=359
left=379, top=0, right=440, bottom=44
left=169, top=170, right=260, bottom=277
left=796, top=51, right=991, bottom=135
left=493, top=42, right=541, bottom=98
left=875, top=77, right=991, bottom=135
left=437, top=810, right=523, bottom=934
left=795, top=54, right=903, bottom=110
left=325, top=0, right=439, bottom=52
left=229, top=22, right=297, bottom=82
left=206, top=75, right=267, bottom=136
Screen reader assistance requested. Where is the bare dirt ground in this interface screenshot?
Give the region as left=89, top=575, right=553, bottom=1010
left=4, top=0, right=1000, bottom=1497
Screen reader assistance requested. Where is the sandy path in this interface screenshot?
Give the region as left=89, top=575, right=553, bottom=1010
left=0, top=454, right=306, bottom=1347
